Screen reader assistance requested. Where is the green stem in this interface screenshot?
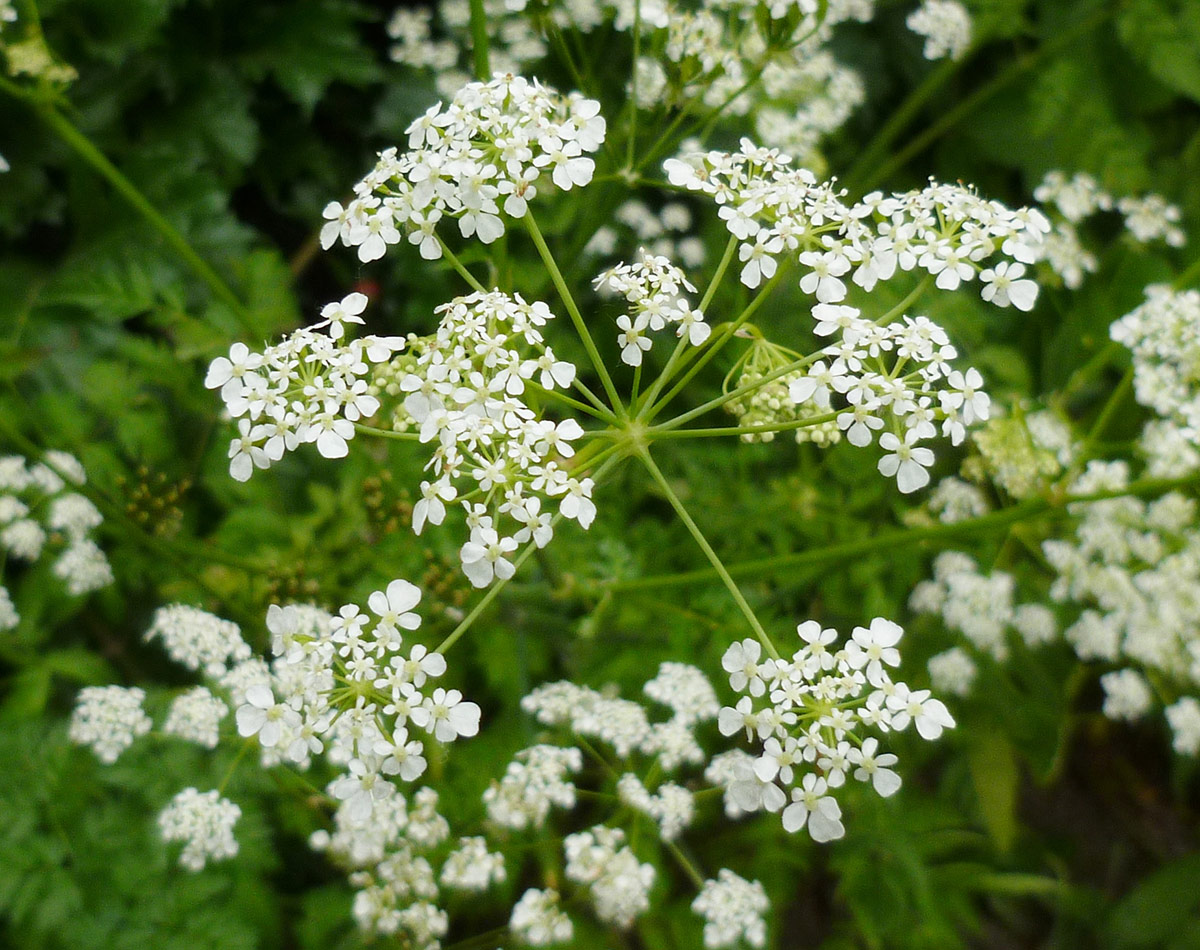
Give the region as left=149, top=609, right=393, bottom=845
left=27, top=100, right=254, bottom=330
left=647, top=412, right=838, bottom=439
left=218, top=739, right=255, bottom=795
left=436, top=235, right=489, bottom=293
left=1173, top=252, right=1200, bottom=290
left=524, top=210, right=625, bottom=415
left=353, top=423, right=421, bottom=442
left=468, top=0, right=490, bottom=81
left=875, top=276, right=931, bottom=326
left=1077, top=365, right=1133, bottom=462
left=645, top=265, right=791, bottom=423
left=636, top=447, right=780, bottom=659
left=526, top=381, right=615, bottom=421
left=434, top=454, right=624, bottom=654
left=604, top=470, right=1200, bottom=592
left=666, top=840, right=706, bottom=889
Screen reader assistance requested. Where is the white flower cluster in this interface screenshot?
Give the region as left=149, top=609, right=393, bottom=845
left=665, top=141, right=1046, bottom=309
left=563, top=826, right=656, bottom=928
left=617, top=772, right=695, bottom=841
left=910, top=551, right=1058, bottom=662
left=927, top=475, right=990, bottom=524
left=1033, top=171, right=1186, bottom=289
left=1111, top=286, right=1200, bottom=440
left=596, top=249, right=712, bottom=366
left=68, top=685, right=153, bottom=764
left=388, top=2, right=551, bottom=99
left=492, top=664, right=720, bottom=935
left=787, top=306, right=993, bottom=492
left=509, top=888, right=573, bottom=946
left=522, top=660, right=720, bottom=763
left=311, top=786, right=466, bottom=943
left=321, top=75, right=604, bottom=263
left=926, top=646, right=977, bottom=697
left=145, top=604, right=252, bottom=677
left=163, top=686, right=229, bottom=749
left=237, top=580, right=479, bottom=780
left=378, top=289, right=595, bottom=586
left=633, top=1, right=872, bottom=163
left=691, top=869, right=770, bottom=949
left=905, top=0, right=971, bottom=61
left=440, top=835, right=508, bottom=891
left=914, top=456, right=1200, bottom=754
left=0, top=452, right=112, bottom=610
left=484, top=744, right=582, bottom=830
left=1045, top=469, right=1200, bottom=715
left=157, top=787, right=241, bottom=871
left=205, top=296, right=404, bottom=481
left=715, top=619, right=954, bottom=841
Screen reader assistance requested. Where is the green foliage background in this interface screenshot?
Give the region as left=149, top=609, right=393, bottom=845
left=2, top=0, right=1200, bottom=946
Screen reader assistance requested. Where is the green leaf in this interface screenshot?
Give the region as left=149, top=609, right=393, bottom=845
left=968, top=729, right=1019, bottom=853
left=242, top=1, right=382, bottom=115
left=1106, top=853, right=1200, bottom=949
left=42, top=649, right=114, bottom=685
left=1118, top=0, right=1200, bottom=103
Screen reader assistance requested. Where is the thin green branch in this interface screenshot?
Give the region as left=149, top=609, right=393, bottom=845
left=524, top=210, right=625, bottom=415
left=604, top=470, right=1200, bottom=593
left=647, top=412, right=838, bottom=439
left=436, top=235, right=489, bottom=293
left=353, top=423, right=422, bottom=442
left=468, top=0, right=491, bottom=81
left=636, top=447, right=780, bottom=659
left=645, top=265, right=791, bottom=422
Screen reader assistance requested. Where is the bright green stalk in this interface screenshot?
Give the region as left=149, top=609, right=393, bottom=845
left=468, top=0, right=491, bottom=81
left=353, top=423, right=422, bottom=442
left=604, top=470, right=1200, bottom=593
left=636, top=447, right=780, bottom=660
left=647, top=412, right=838, bottom=440
left=636, top=235, right=739, bottom=416
left=644, top=265, right=790, bottom=422
left=524, top=210, right=626, bottom=415
left=436, top=235, right=489, bottom=293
